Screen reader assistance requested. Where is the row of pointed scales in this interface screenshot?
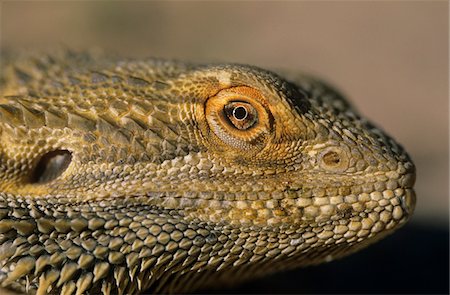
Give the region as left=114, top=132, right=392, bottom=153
left=0, top=193, right=358, bottom=295
left=0, top=87, right=191, bottom=167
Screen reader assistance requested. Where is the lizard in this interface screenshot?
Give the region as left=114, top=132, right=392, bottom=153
left=0, top=50, right=416, bottom=294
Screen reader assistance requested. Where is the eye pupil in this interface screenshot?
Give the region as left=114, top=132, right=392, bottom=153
left=223, top=101, right=258, bottom=130
left=233, top=106, right=248, bottom=121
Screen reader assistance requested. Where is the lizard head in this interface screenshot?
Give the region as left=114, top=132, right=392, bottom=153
left=0, top=54, right=415, bottom=293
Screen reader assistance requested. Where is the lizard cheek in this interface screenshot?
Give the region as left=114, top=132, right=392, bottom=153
left=318, top=147, right=349, bottom=173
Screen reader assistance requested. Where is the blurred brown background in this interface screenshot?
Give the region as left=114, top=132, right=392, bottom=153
left=1, top=2, right=448, bottom=293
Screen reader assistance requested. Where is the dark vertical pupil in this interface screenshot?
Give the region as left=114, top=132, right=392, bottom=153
left=233, top=106, right=248, bottom=121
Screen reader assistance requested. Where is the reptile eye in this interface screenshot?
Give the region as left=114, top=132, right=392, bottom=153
left=31, top=150, right=72, bottom=183
left=224, top=102, right=258, bottom=130
left=204, top=86, right=272, bottom=150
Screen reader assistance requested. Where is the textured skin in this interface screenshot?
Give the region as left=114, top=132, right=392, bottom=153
left=0, top=51, right=416, bottom=294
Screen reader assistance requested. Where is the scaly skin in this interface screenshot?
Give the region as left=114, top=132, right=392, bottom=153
left=0, top=51, right=416, bottom=294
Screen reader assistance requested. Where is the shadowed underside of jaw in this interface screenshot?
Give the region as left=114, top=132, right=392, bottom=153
left=0, top=52, right=416, bottom=294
